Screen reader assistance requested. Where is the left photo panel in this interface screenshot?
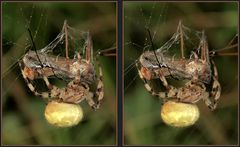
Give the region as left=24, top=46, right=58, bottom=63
left=2, top=2, right=116, bottom=145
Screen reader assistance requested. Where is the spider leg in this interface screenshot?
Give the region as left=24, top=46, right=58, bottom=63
left=202, top=60, right=221, bottom=110
left=86, top=92, right=98, bottom=110
left=94, top=56, right=104, bottom=108
left=81, top=82, right=99, bottom=110
left=155, top=69, right=172, bottom=90
left=136, top=61, right=169, bottom=99
left=208, top=60, right=221, bottom=110
left=19, top=61, right=52, bottom=100
left=43, top=76, right=53, bottom=90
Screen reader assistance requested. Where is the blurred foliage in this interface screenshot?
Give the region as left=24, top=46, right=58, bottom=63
left=124, top=2, right=238, bottom=145
left=2, top=2, right=116, bottom=145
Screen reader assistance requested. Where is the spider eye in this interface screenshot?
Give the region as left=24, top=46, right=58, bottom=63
left=144, top=57, right=149, bottom=60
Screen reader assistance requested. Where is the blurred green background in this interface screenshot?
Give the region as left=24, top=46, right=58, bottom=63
left=124, top=2, right=238, bottom=145
left=2, top=2, right=116, bottom=145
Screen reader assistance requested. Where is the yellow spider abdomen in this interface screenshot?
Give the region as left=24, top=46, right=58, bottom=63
left=44, top=101, right=83, bottom=127
left=160, top=101, right=199, bottom=127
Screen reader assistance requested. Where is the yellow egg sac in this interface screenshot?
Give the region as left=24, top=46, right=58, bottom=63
left=161, top=101, right=200, bottom=127
left=44, top=101, right=84, bottom=127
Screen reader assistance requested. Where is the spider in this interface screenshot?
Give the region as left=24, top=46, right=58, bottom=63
left=19, top=21, right=104, bottom=111
left=136, top=21, right=221, bottom=111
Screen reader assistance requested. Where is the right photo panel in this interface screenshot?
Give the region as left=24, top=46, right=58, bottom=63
left=124, top=2, right=238, bottom=145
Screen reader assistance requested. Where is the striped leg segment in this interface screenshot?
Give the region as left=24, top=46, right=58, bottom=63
left=208, top=60, right=221, bottom=110
left=85, top=92, right=97, bottom=110
left=19, top=61, right=52, bottom=100
left=93, top=55, right=104, bottom=109
left=78, top=82, right=98, bottom=110
left=202, top=60, right=221, bottom=110
left=155, top=70, right=172, bottom=90
left=136, top=61, right=169, bottom=99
